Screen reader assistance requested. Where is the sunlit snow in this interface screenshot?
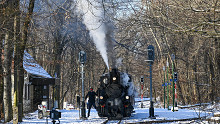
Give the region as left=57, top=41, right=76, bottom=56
left=19, top=99, right=216, bottom=124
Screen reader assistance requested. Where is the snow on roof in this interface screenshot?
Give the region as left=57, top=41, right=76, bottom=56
left=23, top=51, right=52, bottom=78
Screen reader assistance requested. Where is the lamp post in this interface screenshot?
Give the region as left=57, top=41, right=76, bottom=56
left=166, top=59, right=170, bottom=110
left=163, top=66, right=166, bottom=109
left=79, top=51, right=86, bottom=119
left=171, top=54, right=178, bottom=111
left=147, top=45, right=155, bottom=118
left=171, top=54, right=175, bottom=112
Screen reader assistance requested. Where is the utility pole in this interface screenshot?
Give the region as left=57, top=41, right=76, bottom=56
left=79, top=51, right=87, bottom=119
left=140, top=76, right=144, bottom=108
left=171, top=54, right=175, bottom=112
left=174, top=72, right=178, bottom=108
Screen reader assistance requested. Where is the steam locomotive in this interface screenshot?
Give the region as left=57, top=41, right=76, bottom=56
left=96, top=68, right=134, bottom=119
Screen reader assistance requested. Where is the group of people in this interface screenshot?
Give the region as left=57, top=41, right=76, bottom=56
left=85, top=87, right=97, bottom=117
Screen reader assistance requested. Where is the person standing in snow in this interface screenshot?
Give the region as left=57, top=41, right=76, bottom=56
left=85, top=87, right=97, bottom=117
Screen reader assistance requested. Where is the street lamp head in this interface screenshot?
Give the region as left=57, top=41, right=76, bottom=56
left=147, top=45, right=154, bottom=64
left=166, top=61, right=169, bottom=67
left=171, top=54, right=175, bottom=61
left=140, top=76, right=144, bottom=83
left=79, top=51, right=86, bottom=64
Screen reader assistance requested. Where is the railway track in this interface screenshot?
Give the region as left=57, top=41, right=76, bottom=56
left=126, top=116, right=207, bottom=124
left=102, top=119, right=122, bottom=124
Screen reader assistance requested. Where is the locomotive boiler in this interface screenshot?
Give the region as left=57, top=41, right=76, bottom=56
left=96, top=68, right=134, bottom=119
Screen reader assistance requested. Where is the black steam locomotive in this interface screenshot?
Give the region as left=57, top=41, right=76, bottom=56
left=96, top=68, right=134, bottom=119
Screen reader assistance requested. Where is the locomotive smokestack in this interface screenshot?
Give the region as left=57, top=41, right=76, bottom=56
left=111, top=57, right=116, bottom=69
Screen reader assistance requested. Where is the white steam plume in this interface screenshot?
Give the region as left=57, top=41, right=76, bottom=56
left=121, top=73, right=138, bottom=97
left=77, top=0, right=109, bottom=69
left=116, top=57, right=123, bottom=68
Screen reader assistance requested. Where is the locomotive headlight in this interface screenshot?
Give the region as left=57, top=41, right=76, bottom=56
left=100, top=96, right=103, bottom=99
left=125, top=96, right=129, bottom=99
left=113, top=77, right=117, bottom=81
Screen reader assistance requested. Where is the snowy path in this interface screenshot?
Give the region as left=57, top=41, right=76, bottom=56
left=15, top=99, right=217, bottom=124
left=21, top=109, right=107, bottom=124
left=19, top=107, right=211, bottom=124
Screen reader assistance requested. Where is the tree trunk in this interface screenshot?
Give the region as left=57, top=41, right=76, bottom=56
left=0, top=6, right=4, bottom=117
left=217, top=38, right=220, bottom=101
left=193, top=56, right=201, bottom=104
left=2, top=1, right=17, bottom=122
left=55, top=53, right=61, bottom=108
left=54, top=38, right=64, bottom=108
left=0, top=32, right=4, bottom=121
left=208, top=38, right=219, bottom=103
left=13, top=0, right=35, bottom=122
left=209, top=55, right=215, bottom=103
left=13, top=0, right=21, bottom=123
left=0, top=4, right=4, bottom=118
left=176, top=82, right=185, bottom=105
left=3, top=29, right=14, bottom=123
left=186, top=35, right=192, bottom=104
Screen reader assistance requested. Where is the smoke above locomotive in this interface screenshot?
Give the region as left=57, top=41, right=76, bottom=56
left=121, top=73, right=138, bottom=97
left=77, top=0, right=114, bottom=69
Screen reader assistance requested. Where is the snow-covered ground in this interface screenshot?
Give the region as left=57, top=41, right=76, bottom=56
left=6, top=98, right=219, bottom=124
left=21, top=109, right=107, bottom=124
left=20, top=108, right=210, bottom=124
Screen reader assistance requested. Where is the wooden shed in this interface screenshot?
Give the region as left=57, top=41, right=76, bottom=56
left=22, top=51, right=58, bottom=112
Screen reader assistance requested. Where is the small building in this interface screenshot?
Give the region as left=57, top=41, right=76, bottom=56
left=22, top=51, right=57, bottom=112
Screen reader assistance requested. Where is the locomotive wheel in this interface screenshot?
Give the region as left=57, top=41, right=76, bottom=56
left=125, top=111, right=131, bottom=117
left=100, top=107, right=105, bottom=117
left=98, top=112, right=104, bottom=117
left=97, top=106, right=105, bottom=117
left=124, top=106, right=132, bottom=117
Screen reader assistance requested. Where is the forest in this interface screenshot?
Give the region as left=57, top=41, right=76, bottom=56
left=0, top=0, right=219, bottom=123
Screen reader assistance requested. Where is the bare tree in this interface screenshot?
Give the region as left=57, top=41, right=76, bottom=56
left=0, top=1, right=5, bottom=119
left=13, top=0, right=35, bottom=122
left=2, top=0, right=15, bottom=122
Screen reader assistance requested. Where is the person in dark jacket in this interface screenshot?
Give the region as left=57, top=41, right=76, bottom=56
left=85, top=87, right=97, bottom=117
